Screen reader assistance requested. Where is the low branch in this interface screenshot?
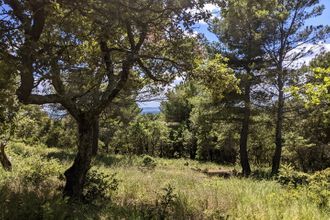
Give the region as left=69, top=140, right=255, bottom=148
left=137, top=59, right=168, bottom=83
left=21, top=94, right=62, bottom=105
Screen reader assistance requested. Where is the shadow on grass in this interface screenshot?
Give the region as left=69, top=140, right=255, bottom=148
left=46, top=149, right=135, bottom=168
left=94, top=153, right=137, bottom=168
left=46, top=150, right=76, bottom=162
left=251, top=168, right=274, bottom=180
left=0, top=186, right=190, bottom=220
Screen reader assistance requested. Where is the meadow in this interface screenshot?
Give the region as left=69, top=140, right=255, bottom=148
left=0, top=142, right=329, bottom=220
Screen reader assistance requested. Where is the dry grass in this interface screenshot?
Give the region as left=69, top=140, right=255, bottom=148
left=0, top=142, right=329, bottom=219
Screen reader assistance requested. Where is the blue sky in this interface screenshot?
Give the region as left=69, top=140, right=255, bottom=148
left=200, top=0, right=330, bottom=42
left=139, top=0, right=330, bottom=109
left=306, top=0, right=330, bottom=26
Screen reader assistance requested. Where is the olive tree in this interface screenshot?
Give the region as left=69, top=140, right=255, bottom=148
left=1, top=0, right=207, bottom=199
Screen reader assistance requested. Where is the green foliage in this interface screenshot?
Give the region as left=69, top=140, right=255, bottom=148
left=10, top=106, right=77, bottom=148
left=157, top=184, right=178, bottom=218
left=193, top=55, right=240, bottom=99
left=0, top=0, right=329, bottom=218
left=140, top=155, right=157, bottom=169
left=210, top=0, right=274, bottom=59
left=282, top=131, right=326, bottom=172
left=278, top=165, right=330, bottom=210
left=0, top=142, right=330, bottom=219
left=292, top=67, right=330, bottom=107
left=278, top=164, right=309, bottom=187
left=83, top=169, right=119, bottom=204
left=22, top=156, right=62, bottom=188
left=0, top=61, right=18, bottom=146
left=307, top=168, right=330, bottom=209
left=161, top=82, right=197, bottom=123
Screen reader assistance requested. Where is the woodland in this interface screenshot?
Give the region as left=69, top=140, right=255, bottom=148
left=0, top=0, right=329, bottom=219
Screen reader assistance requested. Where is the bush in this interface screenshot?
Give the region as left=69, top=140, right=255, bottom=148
left=157, top=184, right=177, bottom=218
left=278, top=164, right=309, bottom=187
left=18, top=155, right=63, bottom=188
left=278, top=165, right=330, bottom=210
left=140, top=155, right=157, bottom=169
left=307, top=168, right=330, bottom=209
left=83, top=169, right=119, bottom=204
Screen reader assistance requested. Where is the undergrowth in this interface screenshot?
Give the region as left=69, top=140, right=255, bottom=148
left=0, top=142, right=329, bottom=219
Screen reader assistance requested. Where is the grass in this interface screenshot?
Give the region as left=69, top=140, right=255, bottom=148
left=0, top=141, right=329, bottom=219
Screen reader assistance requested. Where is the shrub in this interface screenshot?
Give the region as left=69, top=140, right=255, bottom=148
left=307, top=168, right=330, bottom=209
left=19, top=155, right=63, bottom=188
left=140, top=155, right=157, bottom=169
left=9, top=141, right=30, bottom=157
left=278, top=164, right=309, bottom=187
left=278, top=165, right=330, bottom=210
left=157, top=184, right=178, bottom=218
left=83, top=169, right=119, bottom=204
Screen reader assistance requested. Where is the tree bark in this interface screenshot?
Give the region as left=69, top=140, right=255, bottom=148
left=272, top=73, right=284, bottom=175
left=239, top=77, right=252, bottom=176
left=105, top=141, right=110, bottom=153
left=0, top=141, right=12, bottom=171
left=63, top=116, right=99, bottom=200
left=189, top=137, right=197, bottom=160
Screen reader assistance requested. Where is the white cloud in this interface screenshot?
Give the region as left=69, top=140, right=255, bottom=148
left=203, top=3, right=220, bottom=13
left=286, top=42, right=330, bottom=68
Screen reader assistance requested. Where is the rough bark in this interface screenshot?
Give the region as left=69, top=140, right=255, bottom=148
left=63, top=116, right=99, bottom=200
left=239, top=77, right=252, bottom=176
left=0, top=141, right=12, bottom=171
left=272, top=72, right=284, bottom=175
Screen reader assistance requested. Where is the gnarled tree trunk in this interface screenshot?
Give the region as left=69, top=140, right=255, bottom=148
left=0, top=141, right=12, bottom=171
left=63, top=116, right=99, bottom=200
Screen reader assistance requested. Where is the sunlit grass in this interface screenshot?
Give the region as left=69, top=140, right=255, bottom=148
left=0, top=142, right=329, bottom=219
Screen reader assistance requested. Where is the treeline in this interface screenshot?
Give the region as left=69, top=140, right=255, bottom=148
left=5, top=56, right=330, bottom=172
left=0, top=0, right=329, bottom=200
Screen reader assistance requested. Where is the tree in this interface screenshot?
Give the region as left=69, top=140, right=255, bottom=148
left=0, top=61, right=17, bottom=171
left=292, top=52, right=330, bottom=106
left=99, top=91, right=141, bottom=153
left=208, top=0, right=273, bottom=175
left=161, top=82, right=198, bottom=158
left=1, top=0, right=207, bottom=199
left=263, top=0, right=329, bottom=174
left=287, top=52, right=330, bottom=171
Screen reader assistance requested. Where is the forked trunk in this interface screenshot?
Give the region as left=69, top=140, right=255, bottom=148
left=0, top=141, right=12, bottom=171
left=63, top=117, right=99, bottom=200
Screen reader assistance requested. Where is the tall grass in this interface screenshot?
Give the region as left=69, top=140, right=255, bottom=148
left=0, top=142, right=329, bottom=219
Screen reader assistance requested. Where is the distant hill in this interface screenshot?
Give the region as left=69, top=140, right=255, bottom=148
left=141, top=107, right=161, bottom=114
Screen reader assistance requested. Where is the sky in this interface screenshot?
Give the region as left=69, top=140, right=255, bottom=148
left=139, top=0, right=330, bottom=109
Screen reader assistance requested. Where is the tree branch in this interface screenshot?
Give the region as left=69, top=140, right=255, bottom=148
left=137, top=58, right=168, bottom=83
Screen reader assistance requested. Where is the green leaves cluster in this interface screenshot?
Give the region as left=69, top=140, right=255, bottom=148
left=292, top=67, right=330, bottom=106
left=193, top=55, right=240, bottom=98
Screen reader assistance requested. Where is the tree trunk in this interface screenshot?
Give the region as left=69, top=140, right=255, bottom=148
left=190, top=137, right=197, bottom=160
left=63, top=116, right=99, bottom=200
left=0, top=141, right=12, bottom=171
left=105, top=141, right=110, bottom=153
left=272, top=73, right=284, bottom=175
left=239, top=78, right=252, bottom=176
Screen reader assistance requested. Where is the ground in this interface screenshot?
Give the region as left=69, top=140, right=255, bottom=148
left=0, top=141, right=329, bottom=219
